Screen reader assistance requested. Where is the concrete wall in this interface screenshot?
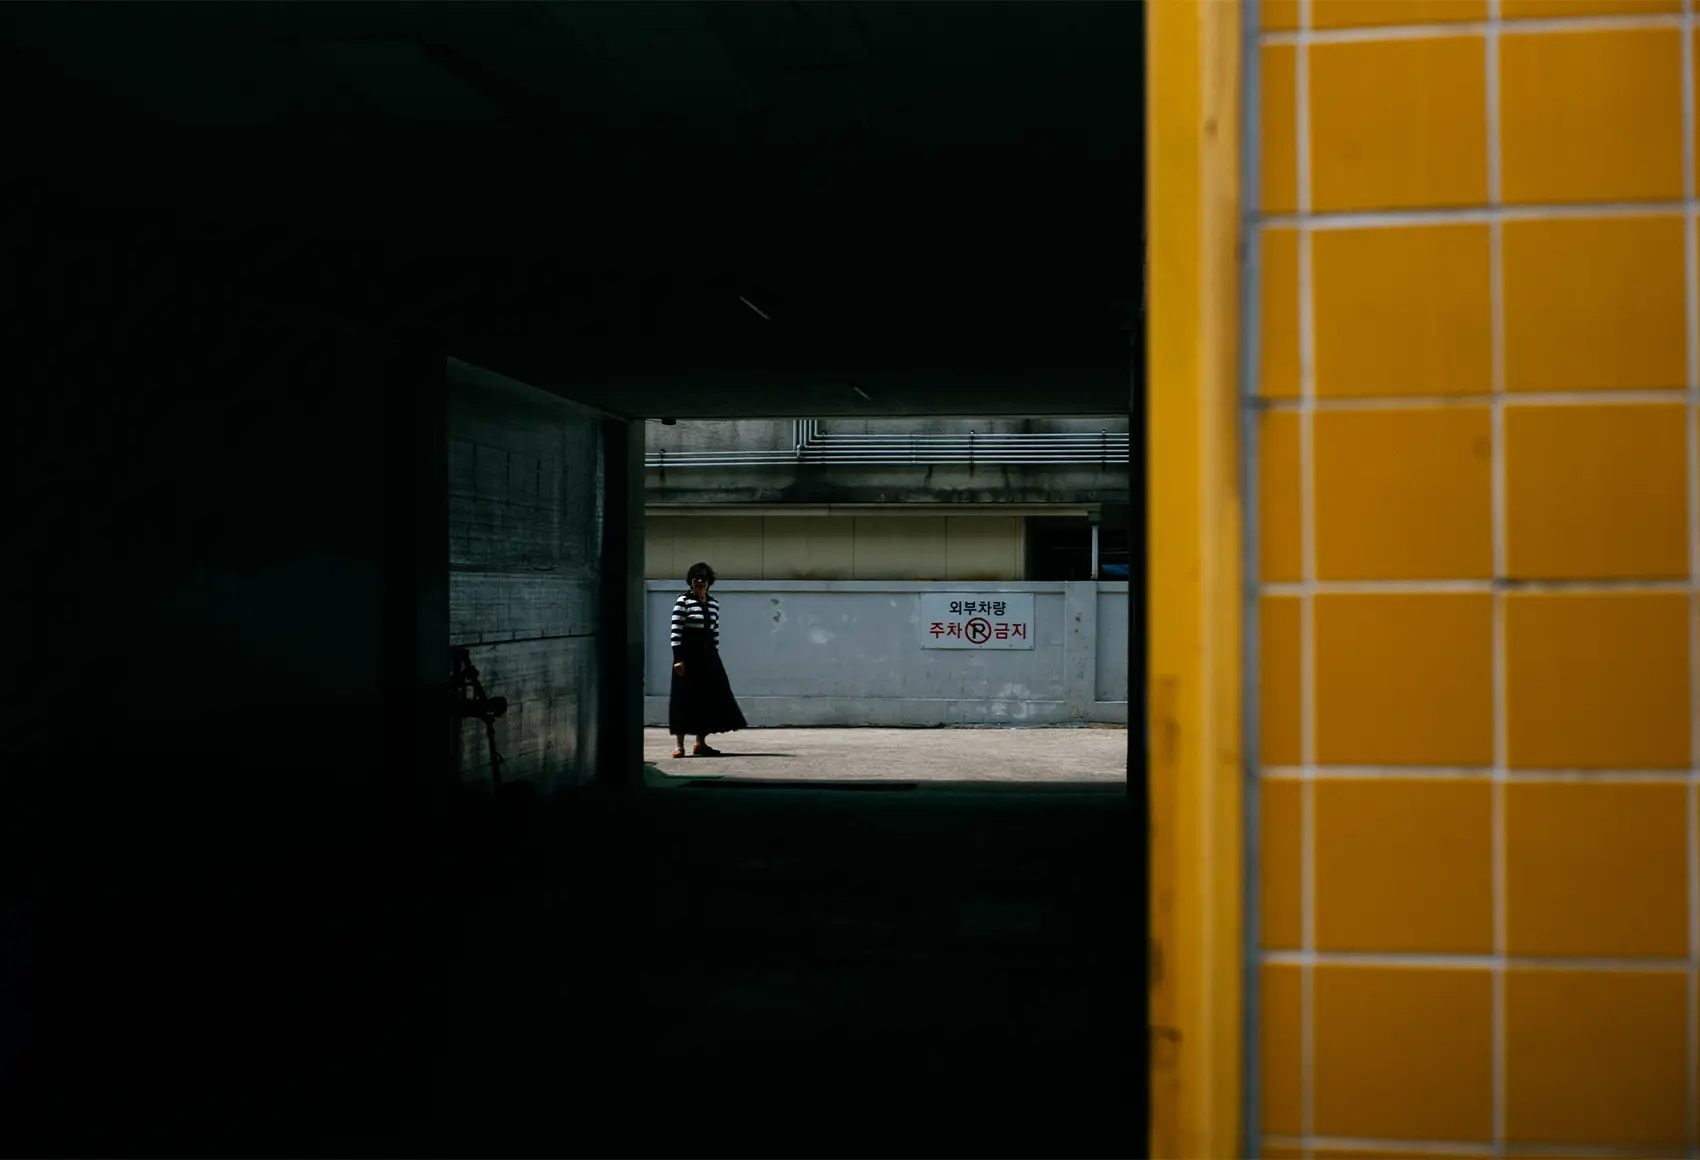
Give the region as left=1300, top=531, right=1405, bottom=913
left=1094, top=584, right=1131, bottom=703
left=22, top=308, right=448, bottom=823
left=16, top=287, right=450, bottom=1145
left=646, top=416, right=1130, bottom=507
left=448, top=363, right=606, bottom=796
left=644, top=580, right=1129, bottom=727
left=646, top=513, right=1024, bottom=581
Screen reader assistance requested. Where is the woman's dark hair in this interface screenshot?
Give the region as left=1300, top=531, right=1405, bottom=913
left=686, top=562, right=715, bottom=587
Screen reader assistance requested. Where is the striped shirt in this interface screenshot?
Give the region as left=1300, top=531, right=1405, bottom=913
left=670, top=593, right=720, bottom=652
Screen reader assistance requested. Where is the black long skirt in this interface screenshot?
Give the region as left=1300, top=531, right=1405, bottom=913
left=668, top=629, right=748, bottom=738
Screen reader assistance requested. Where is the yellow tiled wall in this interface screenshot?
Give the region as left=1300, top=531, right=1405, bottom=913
left=1254, top=1, right=1698, bottom=1156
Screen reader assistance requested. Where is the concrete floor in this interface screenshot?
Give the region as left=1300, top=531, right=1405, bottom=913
left=32, top=730, right=1139, bottom=1155
left=644, top=724, right=1128, bottom=782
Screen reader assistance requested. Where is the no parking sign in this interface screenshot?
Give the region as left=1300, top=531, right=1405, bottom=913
left=918, top=592, right=1035, bottom=650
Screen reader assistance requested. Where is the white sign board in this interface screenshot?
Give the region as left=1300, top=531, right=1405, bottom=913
left=918, top=592, right=1036, bottom=650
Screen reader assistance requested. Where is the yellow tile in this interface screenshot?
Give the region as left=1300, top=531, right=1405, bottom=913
left=1310, top=36, right=1489, bottom=213
left=1313, top=965, right=1494, bottom=1140
left=1510, top=1155, right=1679, bottom=1160
left=1261, top=777, right=1303, bottom=950
left=1261, top=1146, right=1306, bottom=1160
left=1312, top=224, right=1493, bottom=400
left=1504, top=403, right=1690, bottom=581
left=1314, top=1151, right=1492, bottom=1160
left=1260, top=411, right=1303, bottom=583
left=1504, top=0, right=1681, bottom=17
left=1263, top=0, right=1302, bottom=31
left=1313, top=407, right=1494, bottom=581
left=1262, top=596, right=1304, bottom=769
left=1502, top=215, right=1687, bottom=394
left=1509, top=1155, right=1677, bottom=1160
left=1506, top=781, right=1689, bottom=958
left=1262, top=964, right=1303, bottom=1137
left=1504, top=592, right=1691, bottom=770
left=1313, top=0, right=1486, bottom=27
left=1505, top=968, right=1688, bottom=1149
left=1500, top=27, right=1683, bottom=205
left=1315, top=594, right=1494, bottom=767
left=1314, top=779, right=1494, bottom=954
left=1261, top=228, right=1301, bottom=400
left=1264, top=45, right=1298, bottom=216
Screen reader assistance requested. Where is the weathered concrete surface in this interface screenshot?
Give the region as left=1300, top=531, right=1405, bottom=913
left=645, top=419, right=1131, bottom=506
left=449, top=363, right=606, bottom=795
left=644, top=580, right=1130, bottom=728
left=644, top=724, right=1128, bottom=782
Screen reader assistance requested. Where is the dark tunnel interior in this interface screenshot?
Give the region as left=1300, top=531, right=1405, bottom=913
left=4, top=3, right=1148, bottom=1154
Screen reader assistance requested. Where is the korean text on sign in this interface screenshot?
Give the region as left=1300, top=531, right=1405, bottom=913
left=948, top=598, right=1007, bottom=618
left=917, top=591, right=1036, bottom=650
left=927, top=620, right=1026, bottom=641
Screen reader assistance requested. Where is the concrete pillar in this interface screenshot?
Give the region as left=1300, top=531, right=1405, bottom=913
left=598, top=417, right=646, bottom=789
left=1062, top=579, right=1099, bottom=720
left=445, top=363, right=608, bottom=797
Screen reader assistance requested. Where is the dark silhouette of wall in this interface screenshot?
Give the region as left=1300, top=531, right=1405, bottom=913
left=3, top=0, right=1150, bottom=1145
left=12, top=263, right=450, bottom=1151
left=448, top=363, right=608, bottom=797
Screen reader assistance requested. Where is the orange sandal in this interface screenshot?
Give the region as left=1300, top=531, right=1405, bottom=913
left=671, top=747, right=686, bottom=759
left=693, top=743, right=724, bottom=757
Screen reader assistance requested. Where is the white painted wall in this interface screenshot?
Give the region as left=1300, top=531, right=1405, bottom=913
left=644, top=579, right=1129, bottom=728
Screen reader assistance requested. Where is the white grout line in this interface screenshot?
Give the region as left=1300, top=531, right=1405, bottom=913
left=1689, top=767, right=1699, bottom=1160
left=1684, top=5, right=1700, bottom=1157
left=1263, top=12, right=1684, bottom=46
left=1259, top=1136, right=1456, bottom=1158
left=1485, top=0, right=1509, bottom=1070
left=1260, top=765, right=1695, bottom=782
left=1266, top=201, right=1698, bottom=230
left=1263, top=949, right=1694, bottom=972
left=1486, top=0, right=1505, bottom=558
left=1267, top=1134, right=1693, bottom=1159
left=1258, top=389, right=1698, bottom=411
left=1262, top=578, right=1695, bottom=595
left=1295, top=5, right=1315, bottom=1150
left=1298, top=769, right=1315, bottom=1147
left=1265, top=579, right=1519, bottom=594
left=1503, top=1148, right=1691, bottom=1160
left=1486, top=7, right=1509, bottom=1151
left=1263, top=765, right=1493, bottom=779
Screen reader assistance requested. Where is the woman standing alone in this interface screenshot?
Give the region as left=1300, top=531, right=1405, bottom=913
left=669, top=562, right=747, bottom=758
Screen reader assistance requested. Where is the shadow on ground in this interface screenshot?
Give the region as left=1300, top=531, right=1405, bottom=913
left=24, top=777, right=1139, bottom=1157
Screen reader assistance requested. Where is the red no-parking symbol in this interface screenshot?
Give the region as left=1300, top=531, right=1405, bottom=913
left=964, top=617, right=993, bottom=644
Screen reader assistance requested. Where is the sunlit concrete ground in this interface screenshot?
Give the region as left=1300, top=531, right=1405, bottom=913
left=643, top=724, right=1128, bottom=782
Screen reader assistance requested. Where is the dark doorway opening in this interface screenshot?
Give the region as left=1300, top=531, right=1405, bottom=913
left=8, top=2, right=1150, bottom=1155
left=642, top=411, right=1133, bottom=777
left=1027, top=515, right=1135, bottom=582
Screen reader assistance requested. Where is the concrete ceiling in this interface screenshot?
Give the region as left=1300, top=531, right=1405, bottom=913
left=3, top=1, right=1144, bottom=418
